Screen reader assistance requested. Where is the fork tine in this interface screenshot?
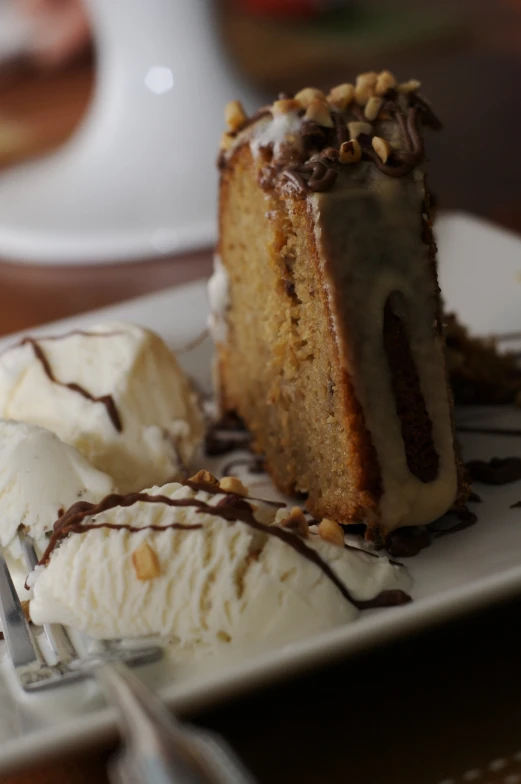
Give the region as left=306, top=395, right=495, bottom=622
left=0, top=553, right=43, bottom=671
left=18, top=532, right=77, bottom=663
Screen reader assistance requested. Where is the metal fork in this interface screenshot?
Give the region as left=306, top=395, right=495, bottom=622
left=0, top=535, right=256, bottom=784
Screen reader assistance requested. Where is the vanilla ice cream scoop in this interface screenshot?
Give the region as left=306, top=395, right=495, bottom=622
left=0, top=419, right=115, bottom=574
left=30, top=473, right=411, bottom=656
left=0, top=323, right=204, bottom=493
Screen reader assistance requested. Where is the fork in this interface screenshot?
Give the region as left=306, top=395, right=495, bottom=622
left=0, top=535, right=256, bottom=784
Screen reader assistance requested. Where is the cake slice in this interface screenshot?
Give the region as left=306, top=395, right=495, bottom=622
left=209, top=72, right=466, bottom=536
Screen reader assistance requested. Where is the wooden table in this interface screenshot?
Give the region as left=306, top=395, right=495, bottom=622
left=2, top=15, right=521, bottom=780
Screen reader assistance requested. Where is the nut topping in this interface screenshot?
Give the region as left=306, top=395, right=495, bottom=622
left=398, top=79, right=421, bottom=94
left=347, top=121, right=373, bottom=139
left=375, top=70, right=397, bottom=96
left=372, top=136, right=392, bottom=163
left=220, top=132, right=234, bottom=152
left=132, top=542, right=161, bottom=581
left=190, top=470, right=219, bottom=486
left=356, top=71, right=378, bottom=88
left=354, top=72, right=377, bottom=106
left=272, top=98, right=301, bottom=115
left=327, top=83, right=355, bottom=110
left=281, top=507, right=309, bottom=538
left=304, top=98, right=334, bottom=128
left=294, top=87, right=326, bottom=108
left=339, top=139, right=361, bottom=164
left=318, top=519, right=345, bottom=547
left=364, top=96, right=383, bottom=121
left=224, top=100, right=247, bottom=132
left=219, top=476, right=249, bottom=496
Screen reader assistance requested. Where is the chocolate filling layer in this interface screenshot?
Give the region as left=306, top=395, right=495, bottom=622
left=383, top=292, right=439, bottom=483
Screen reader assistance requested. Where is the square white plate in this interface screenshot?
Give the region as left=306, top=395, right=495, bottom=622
left=0, top=211, right=520, bottom=775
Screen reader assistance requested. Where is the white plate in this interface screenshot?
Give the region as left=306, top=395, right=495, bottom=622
left=0, top=211, right=520, bottom=774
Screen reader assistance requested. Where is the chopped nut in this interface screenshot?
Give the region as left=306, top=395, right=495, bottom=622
left=272, top=98, right=301, bottom=115
left=224, top=100, right=247, bottom=132
left=281, top=507, right=309, bottom=538
left=372, top=135, right=392, bottom=163
left=21, top=600, right=31, bottom=623
left=375, top=70, right=397, bottom=96
left=364, top=96, right=383, bottom=121
left=318, top=518, right=345, bottom=547
left=220, top=132, right=234, bottom=152
left=354, top=83, right=374, bottom=106
left=304, top=98, right=334, bottom=128
left=354, top=72, right=377, bottom=105
left=339, top=139, right=361, bottom=164
left=327, top=83, right=355, bottom=110
left=190, top=469, right=219, bottom=486
left=219, top=476, right=249, bottom=496
left=398, top=79, right=421, bottom=94
left=356, top=71, right=378, bottom=89
left=347, top=121, right=372, bottom=139
left=294, top=87, right=325, bottom=108
left=132, top=542, right=161, bottom=581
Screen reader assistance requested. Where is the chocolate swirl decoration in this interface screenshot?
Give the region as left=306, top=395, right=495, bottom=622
left=281, top=87, right=442, bottom=191
left=283, top=159, right=339, bottom=194
left=361, top=102, right=427, bottom=177
left=34, top=479, right=411, bottom=612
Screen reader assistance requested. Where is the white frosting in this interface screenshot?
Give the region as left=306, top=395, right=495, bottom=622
left=30, top=480, right=409, bottom=655
left=0, top=420, right=114, bottom=574
left=207, top=254, right=230, bottom=345
left=0, top=323, right=203, bottom=494
left=249, top=110, right=304, bottom=160
left=311, top=168, right=458, bottom=530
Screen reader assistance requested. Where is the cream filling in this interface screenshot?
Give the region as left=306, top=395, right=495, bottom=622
left=207, top=253, right=230, bottom=345
left=249, top=110, right=304, bottom=160
left=310, top=170, right=458, bottom=530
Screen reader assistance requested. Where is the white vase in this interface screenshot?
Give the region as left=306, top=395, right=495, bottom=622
left=0, top=0, right=261, bottom=265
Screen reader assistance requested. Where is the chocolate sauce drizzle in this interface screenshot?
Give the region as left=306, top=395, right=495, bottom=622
left=37, top=481, right=411, bottom=612
left=2, top=329, right=122, bottom=348
left=14, top=335, right=122, bottom=432
left=465, top=457, right=521, bottom=485
left=430, top=506, right=477, bottom=538
left=284, top=158, right=339, bottom=193
left=385, top=526, right=431, bottom=558
left=282, top=89, right=441, bottom=194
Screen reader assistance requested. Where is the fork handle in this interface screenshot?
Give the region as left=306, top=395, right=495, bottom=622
left=96, top=662, right=256, bottom=784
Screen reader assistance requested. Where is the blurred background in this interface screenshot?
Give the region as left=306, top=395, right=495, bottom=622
left=0, top=0, right=520, bottom=328
left=0, top=0, right=520, bottom=220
